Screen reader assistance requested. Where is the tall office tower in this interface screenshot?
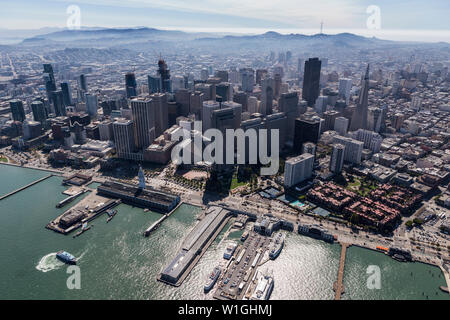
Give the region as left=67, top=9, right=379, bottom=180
left=131, top=98, right=155, bottom=149
left=265, top=112, right=288, bottom=150
left=350, top=65, right=370, bottom=131
left=78, top=74, right=87, bottom=91
left=330, top=144, right=345, bottom=174
left=60, top=82, right=72, bottom=107
left=148, top=75, right=161, bottom=94
left=274, top=73, right=282, bottom=99
left=240, top=68, right=254, bottom=93
left=334, top=116, right=349, bottom=136
left=125, top=72, right=137, bottom=98
left=172, top=75, right=185, bottom=92
left=216, top=83, right=233, bottom=102
left=338, top=78, right=352, bottom=105
left=175, top=89, right=191, bottom=117
left=190, top=91, right=204, bottom=117
left=233, top=91, right=248, bottom=111
left=99, top=120, right=114, bottom=141
left=195, top=83, right=215, bottom=101
left=9, top=99, right=25, bottom=122
left=85, top=93, right=98, bottom=117
left=157, top=59, right=171, bottom=93
left=256, top=69, right=268, bottom=85
left=247, top=96, right=258, bottom=114
left=31, top=100, right=48, bottom=124
left=284, top=153, right=315, bottom=187
left=323, top=110, right=339, bottom=132
left=202, top=100, right=220, bottom=132
left=293, top=117, right=321, bottom=153
left=302, top=142, right=316, bottom=156
left=355, top=129, right=382, bottom=153
left=222, top=101, right=242, bottom=129
left=260, top=77, right=274, bottom=116
left=150, top=93, right=168, bottom=137
left=200, top=68, right=209, bottom=81
left=332, top=135, right=363, bottom=164
left=43, top=64, right=56, bottom=102
left=23, top=120, right=42, bottom=140
left=215, top=70, right=228, bottom=83
left=314, top=95, right=328, bottom=114
left=51, top=90, right=66, bottom=116
left=302, top=58, right=322, bottom=107
left=278, top=92, right=299, bottom=142
left=367, top=107, right=382, bottom=132
left=113, top=118, right=136, bottom=159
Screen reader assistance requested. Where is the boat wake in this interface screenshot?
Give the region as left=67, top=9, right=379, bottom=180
left=35, top=253, right=64, bottom=273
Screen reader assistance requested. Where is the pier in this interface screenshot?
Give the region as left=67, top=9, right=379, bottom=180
left=440, top=265, right=450, bottom=295
left=334, top=242, right=350, bottom=300
left=143, top=202, right=183, bottom=237
left=0, top=174, right=53, bottom=201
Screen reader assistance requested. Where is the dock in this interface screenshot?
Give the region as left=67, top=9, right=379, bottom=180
left=440, top=265, right=450, bottom=295
left=0, top=174, right=53, bottom=201
left=143, top=202, right=183, bottom=237
left=56, top=189, right=90, bottom=208
left=334, top=242, right=350, bottom=300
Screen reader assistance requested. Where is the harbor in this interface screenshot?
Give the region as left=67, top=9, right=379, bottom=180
left=0, top=174, right=53, bottom=201
left=0, top=165, right=448, bottom=300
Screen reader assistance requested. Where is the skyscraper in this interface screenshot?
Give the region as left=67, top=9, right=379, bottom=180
left=240, top=68, right=254, bottom=93
left=125, top=72, right=137, bottom=98
left=334, top=117, right=349, bottom=136
left=150, top=93, right=168, bottom=137
left=202, top=100, right=220, bottom=132
left=293, top=118, right=321, bottom=153
left=284, top=153, right=315, bottom=187
left=60, top=82, right=72, bottom=107
left=338, top=78, right=352, bottom=105
left=85, top=93, right=98, bottom=117
left=113, top=118, right=136, bottom=159
left=31, top=100, right=48, bottom=124
left=131, top=98, right=155, bottom=149
left=260, top=77, right=274, bottom=116
left=51, top=90, right=66, bottom=116
left=148, top=75, right=161, bottom=94
left=330, top=144, right=345, bottom=174
left=9, top=99, right=25, bottom=122
left=158, top=59, right=171, bottom=93
left=350, top=65, right=370, bottom=131
left=302, top=58, right=321, bottom=107
left=78, top=74, right=87, bottom=91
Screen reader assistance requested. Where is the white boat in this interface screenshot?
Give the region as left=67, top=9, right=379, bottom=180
left=268, top=232, right=285, bottom=260
left=223, top=242, right=238, bottom=260
left=250, top=271, right=274, bottom=300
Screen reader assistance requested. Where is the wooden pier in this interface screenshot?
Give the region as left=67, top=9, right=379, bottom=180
left=334, top=242, right=350, bottom=300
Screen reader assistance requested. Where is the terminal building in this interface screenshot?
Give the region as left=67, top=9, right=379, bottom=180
left=97, top=181, right=180, bottom=213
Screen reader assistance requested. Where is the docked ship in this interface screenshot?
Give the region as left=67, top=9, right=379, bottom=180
left=224, top=242, right=238, bottom=260
left=250, top=271, right=274, bottom=300
left=298, top=224, right=334, bottom=243
left=56, top=251, right=77, bottom=265
left=204, top=266, right=221, bottom=293
left=268, top=232, right=285, bottom=260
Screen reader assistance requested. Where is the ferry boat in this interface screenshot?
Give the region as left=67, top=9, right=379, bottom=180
left=250, top=271, right=274, bottom=300
left=241, top=231, right=249, bottom=242
left=204, top=266, right=221, bottom=293
left=224, top=242, right=238, bottom=260
left=56, top=251, right=77, bottom=265
left=268, top=232, right=285, bottom=260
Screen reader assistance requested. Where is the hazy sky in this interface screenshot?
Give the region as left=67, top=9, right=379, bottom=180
left=1, top=0, right=449, bottom=41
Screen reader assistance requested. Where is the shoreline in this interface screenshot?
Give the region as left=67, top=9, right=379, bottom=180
left=0, top=161, right=64, bottom=175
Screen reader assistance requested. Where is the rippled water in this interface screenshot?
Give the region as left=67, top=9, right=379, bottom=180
left=0, top=165, right=448, bottom=300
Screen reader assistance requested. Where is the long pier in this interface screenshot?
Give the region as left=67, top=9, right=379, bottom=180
left=334, top=242, right=350, bottom=300
left=143, top=202, right=183, bottom=237
left=0, top=174, right=53, bottom=201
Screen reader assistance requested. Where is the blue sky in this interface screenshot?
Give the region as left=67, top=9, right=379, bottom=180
left=1, top=0, right=449, bottom=41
